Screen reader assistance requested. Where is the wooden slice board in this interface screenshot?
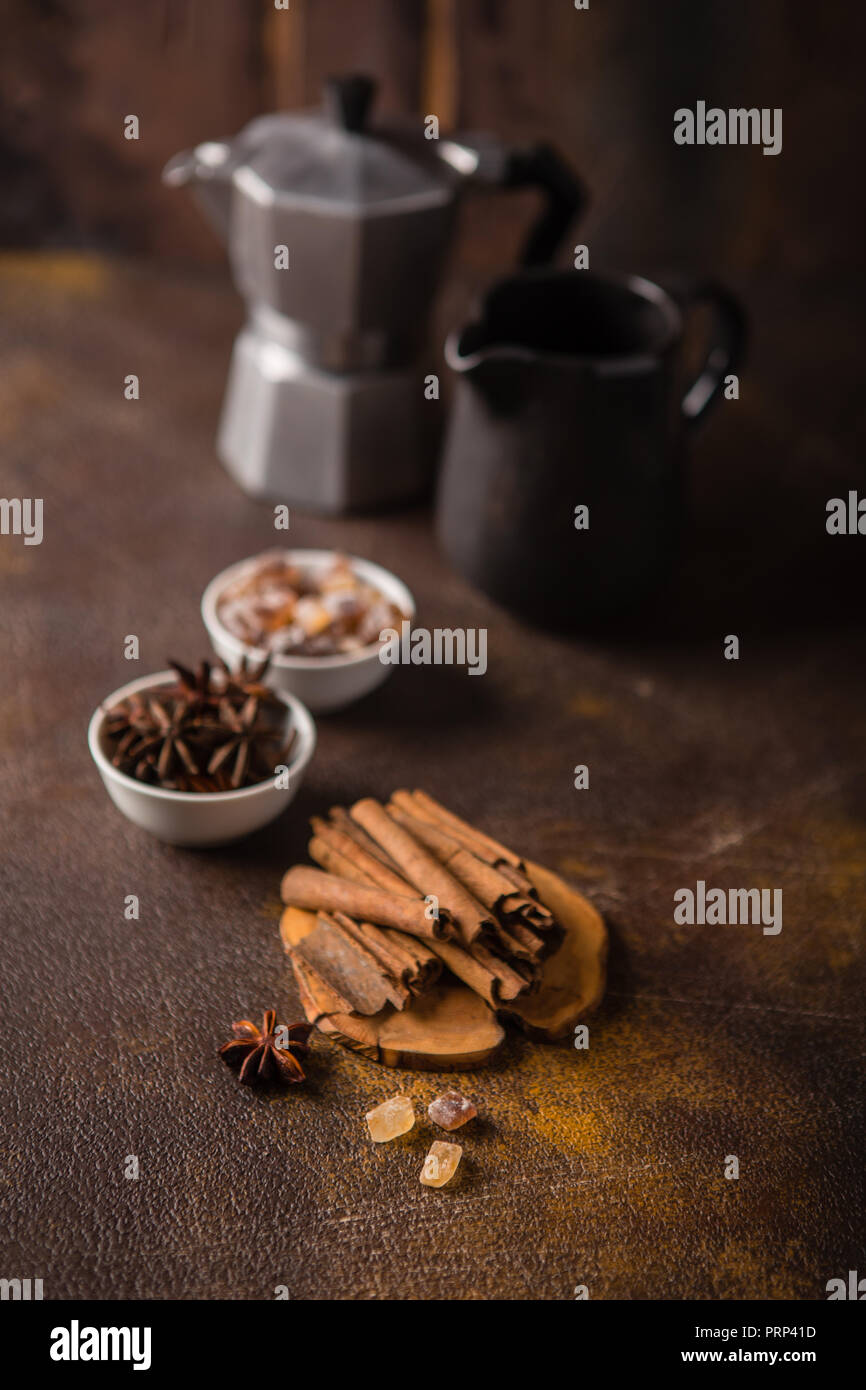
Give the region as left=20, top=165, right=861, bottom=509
left=281, top=863, right=606, bottom=1069
left=378, top=983, right=504, bottom=1070
left=504, top=861, right=608, bottom=1040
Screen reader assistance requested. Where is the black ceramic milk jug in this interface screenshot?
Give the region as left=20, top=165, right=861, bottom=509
left=436, top=269, right=746, bottom=626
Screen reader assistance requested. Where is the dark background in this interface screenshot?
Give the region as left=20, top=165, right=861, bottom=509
left=1, top=0, right=864, bottom=1302
left=2, top=0, right=864, bottom=626
left=3, top=0, right=864, bottom=279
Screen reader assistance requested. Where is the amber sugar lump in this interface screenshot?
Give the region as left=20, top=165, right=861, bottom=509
left=428, top=1090, right=477, bottom=1132
left=420, top=1140, right=462, bottom=1188
left=366, top=1094, right=415, bottom=1143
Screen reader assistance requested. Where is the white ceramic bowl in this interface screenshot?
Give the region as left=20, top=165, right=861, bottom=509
left=88, top=670, right=316, bottom=847
left=201, top=549, right=415, bottom=713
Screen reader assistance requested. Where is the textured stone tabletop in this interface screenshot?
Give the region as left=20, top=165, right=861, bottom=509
left=1, top=254, right=863, bottom=1300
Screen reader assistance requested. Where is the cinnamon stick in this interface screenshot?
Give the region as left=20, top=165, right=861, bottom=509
left=377, top=929, right=442, bottom=993
left=308, top=835, right=372, bottom=886
left=387, top=802, right=462, bottom=859
left=453, top=850, right=555, bottom=933
left=468, top=939, right=533, bottom=1001
left=330, top=911, right=440, bottom=994
left=328, top=805, right=407, bottom=879
left=494, top=861, right=539, bottom=898
left=311, top=817, right=412, bottom=895
left=350, top=798, right=494, bottom=945
left=492, top=920, right=547, bottom=963
left=280, top=865, right=452, bottom=941
left=283, top=866, right=441, bottom=996
left=394, top=788, right=525, bottom=871
left=291, top=950, right=356, bottom=1021
left=292, top=912, right=409, bottom=1014
left=388, top=802, right=555, bottom=934
left=428, top=936, right=531, bottom=1007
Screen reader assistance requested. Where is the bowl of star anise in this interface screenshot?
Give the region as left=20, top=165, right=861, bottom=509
left=87, top=658, right=316, bottom=846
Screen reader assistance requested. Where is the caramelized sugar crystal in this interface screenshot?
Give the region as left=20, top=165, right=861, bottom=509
left=366, top=1094, right=415, bottom=1143
left=428, top=1090, right=477, bottom=1132
left=420, top=1140, right=462, bottom=1188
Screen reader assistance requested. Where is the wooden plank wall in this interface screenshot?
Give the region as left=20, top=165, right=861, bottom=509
left=0, top=0, right=261, bottom=257
left=0, top=0, right=863, bottom=281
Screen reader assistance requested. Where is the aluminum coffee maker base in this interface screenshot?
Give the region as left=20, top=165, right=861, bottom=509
left=217, top=328, right=435, bottom=514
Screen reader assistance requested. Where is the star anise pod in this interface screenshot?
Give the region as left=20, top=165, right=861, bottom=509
left=207, top=694, right=295, bottom=789
left=104, top=693, right=157, bottom=769
left=103, top=694, right=189, bottom=785
left=219, top=1009, right=313, bottom=1085
left=132, top=696, right=200, bottom=784
left=166, top=658, right=218, bottom=716
left=216, top=656, right=279, bottom=710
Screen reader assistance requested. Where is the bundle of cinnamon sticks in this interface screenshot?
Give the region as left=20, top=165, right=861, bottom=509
left=280, top=789, right=563, bottom=1020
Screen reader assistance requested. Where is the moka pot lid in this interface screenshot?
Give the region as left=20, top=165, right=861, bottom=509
left=227, top=75, right=454, bottom=215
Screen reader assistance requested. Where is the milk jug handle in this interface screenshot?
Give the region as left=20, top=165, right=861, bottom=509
left=667, top=278, right=748, bottom=427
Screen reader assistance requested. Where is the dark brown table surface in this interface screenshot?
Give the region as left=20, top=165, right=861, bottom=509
left=1, top=253, right=863, bottom=1300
